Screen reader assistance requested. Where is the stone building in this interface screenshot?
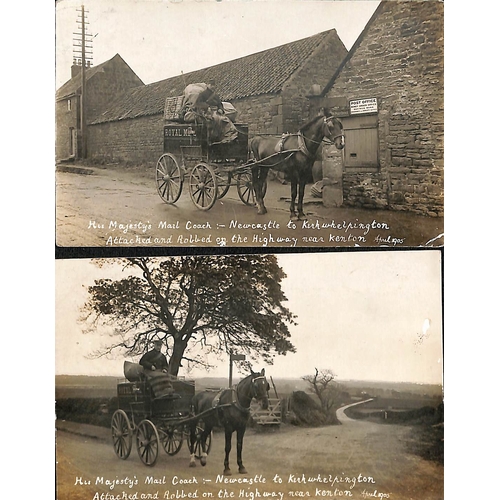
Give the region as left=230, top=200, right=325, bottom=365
left=315, top=0, right=444, bottom=217
left=85, top=29, right=347, bottom=165
left=55, top=54, right=144, bottom=160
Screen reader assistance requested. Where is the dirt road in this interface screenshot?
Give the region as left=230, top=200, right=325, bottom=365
left=55, top=164, right=444, bottom=249
left=56, top=413, right=443, bottom=500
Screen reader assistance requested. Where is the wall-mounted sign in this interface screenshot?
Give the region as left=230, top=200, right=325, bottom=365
left=349, top=98, right=378, bottom=115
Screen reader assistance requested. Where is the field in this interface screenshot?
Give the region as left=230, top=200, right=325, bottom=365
left=55, top=374, right=443, bottom=427
left=55, top=374, right=442, bottom=399
left=55, top=374, right=444, bottom=466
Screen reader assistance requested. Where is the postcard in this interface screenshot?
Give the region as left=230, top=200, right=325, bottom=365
left=55, top=250, right=444, bottom=500
left=55, top=0, right=444, bottom=249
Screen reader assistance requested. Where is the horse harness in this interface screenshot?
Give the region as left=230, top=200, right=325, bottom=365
left=274, top=132, right=312, bottom=159
left=273, top=117, right=343, bottom=160
left=211, top=375, right=267, bottom=414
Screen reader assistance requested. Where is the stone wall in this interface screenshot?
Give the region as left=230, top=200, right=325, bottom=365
left=87, top=93, right=279, bottom=164
left=232, top=95, right=283, bottom=136
left=282, top=30, right=348, bottom=132
left=88, top=114, right=164, bottom=165
left=55, top=95, right=79, bottom=160
left=323, top=0, right=444, bottom=217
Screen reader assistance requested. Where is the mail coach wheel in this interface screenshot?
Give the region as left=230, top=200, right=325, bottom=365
left=187, top=420, right=212, bottom=459
left=216, top=170, right=232, bottom=199
left=156, top=153, right=183, bottom=204
left=111, top=410, right=133, bottom=460
left=160, top=424, right=184, bottom=456
left=136, top=419, right=160, bottom=466
left=236, top=172, right=266, bottom=206
left=189, top=162, right=218, bottom=210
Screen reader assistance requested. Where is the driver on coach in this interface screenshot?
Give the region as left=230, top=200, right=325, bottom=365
left=139, top=339, right=169, bottom=373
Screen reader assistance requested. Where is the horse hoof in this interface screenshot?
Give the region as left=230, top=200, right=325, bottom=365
left=239, top=467, right=248, bottom=475
left=189, top=462, right=196, bottom=468
left=201, top=458, right=207, bottom=466
left=224, top=469, right=232, bottom=476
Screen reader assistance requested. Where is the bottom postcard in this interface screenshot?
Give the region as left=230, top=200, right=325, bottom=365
left=55, top=251, right=443, bottom=500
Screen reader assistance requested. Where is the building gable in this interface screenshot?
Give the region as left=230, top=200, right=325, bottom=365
left=319, top=0, right=444, bottom=217
left=55, top=53, right=144, bottom=101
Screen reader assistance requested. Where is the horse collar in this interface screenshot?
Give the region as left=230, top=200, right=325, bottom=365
left=297, top=131, right=314, bottom=159
left=212, top=389, right=226, bottom=409
left=231, top=387, right=251, bottom=413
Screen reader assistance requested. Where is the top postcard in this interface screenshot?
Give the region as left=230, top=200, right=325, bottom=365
left=55, top=0, right=444, bottom=249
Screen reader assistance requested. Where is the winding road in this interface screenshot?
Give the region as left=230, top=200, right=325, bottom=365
left=56, top=409, right=443, bottom=500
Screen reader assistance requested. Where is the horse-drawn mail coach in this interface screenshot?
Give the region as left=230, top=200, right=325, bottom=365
left=155, top=95, right=258, bottom=211
left=155, top=88, right=344, bottom=218
left=111, top=361, right=270, bottom=475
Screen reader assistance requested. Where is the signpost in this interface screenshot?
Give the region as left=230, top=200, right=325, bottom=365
left=229, top=354, right=246, bottom=387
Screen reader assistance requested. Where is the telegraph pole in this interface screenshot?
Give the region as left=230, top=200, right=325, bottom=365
left=73, top=5, right=93, bottom=158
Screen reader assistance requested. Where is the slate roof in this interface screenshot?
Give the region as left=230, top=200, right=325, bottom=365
left=90, top=29, right=341, bottom=124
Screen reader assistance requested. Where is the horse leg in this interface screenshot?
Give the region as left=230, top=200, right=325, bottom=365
left=236, top=426, right=247, bottom=474
left=252, top=166, right=268, bottom=215
left=297, top=177, right=307, bottom=219
left=224, top=429, right=233, bottom=475
left=199, top=424, right=211, bottom=466
left=289, top=178, right=298, bottom=218
left=188, top=423, right=197, bottom=468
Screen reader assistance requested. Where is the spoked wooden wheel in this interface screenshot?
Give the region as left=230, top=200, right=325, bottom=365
left=156, top=153, right=183, bottom=204
left=236, top=172, right=266, bottom=206
left=236, top=172, right=255, bottom=205
left=216, top=170, right=232, bottom=199
left=111, top=410, right=133, bottom=460
left=189, top=162, right=218, bottom=210
left=136, top=419, right=160, bottom=466
left=159, top=425, right=183, bottom=456
left=187, top=420, right=212, bottom=459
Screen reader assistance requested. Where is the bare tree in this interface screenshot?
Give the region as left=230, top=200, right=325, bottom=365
left=302, top=368, right=342, bottom=414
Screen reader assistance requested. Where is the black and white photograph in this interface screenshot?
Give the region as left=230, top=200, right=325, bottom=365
left=52, top=1, right=447, bottom=499
left=55, top=251, right=444, bottom=500
left=55, top=0, right=444, bottom=249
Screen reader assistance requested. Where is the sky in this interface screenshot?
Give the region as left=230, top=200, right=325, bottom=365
left=55, top=251, right=443, bottom=385
left=55, top=0, right=380, bottom=89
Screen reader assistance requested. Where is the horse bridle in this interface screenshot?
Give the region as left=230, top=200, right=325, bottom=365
left=322, top=116, right=345, bottom=145
left=233, top=374, right=269, bottom=412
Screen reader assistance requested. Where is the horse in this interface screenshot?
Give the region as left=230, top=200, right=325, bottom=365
left=249, top=108, right=344, bottom=219
left=188, top=369, right=270, bottom=475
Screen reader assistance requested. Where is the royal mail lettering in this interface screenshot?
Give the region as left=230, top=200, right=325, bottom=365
left=164, top=127, right=196, bottom=138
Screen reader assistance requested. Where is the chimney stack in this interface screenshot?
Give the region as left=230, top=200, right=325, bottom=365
left=71, top=59, right=82, bottom=78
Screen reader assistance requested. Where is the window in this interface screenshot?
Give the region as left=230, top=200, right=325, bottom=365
left=342, top=114, right=379, bottom=170
left=67, top=99, right=72, bottom=111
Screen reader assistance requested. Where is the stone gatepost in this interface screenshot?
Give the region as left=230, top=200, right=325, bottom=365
left=307, top=96, right=348, bottom=208
left=321, top=144, right=344, bottom=207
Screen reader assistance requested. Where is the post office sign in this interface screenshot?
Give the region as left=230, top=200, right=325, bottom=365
left=349, top=98, right=378, bottom=115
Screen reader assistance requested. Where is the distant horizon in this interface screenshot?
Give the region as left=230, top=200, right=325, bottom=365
left=55, top=372, right=443, bottom=387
